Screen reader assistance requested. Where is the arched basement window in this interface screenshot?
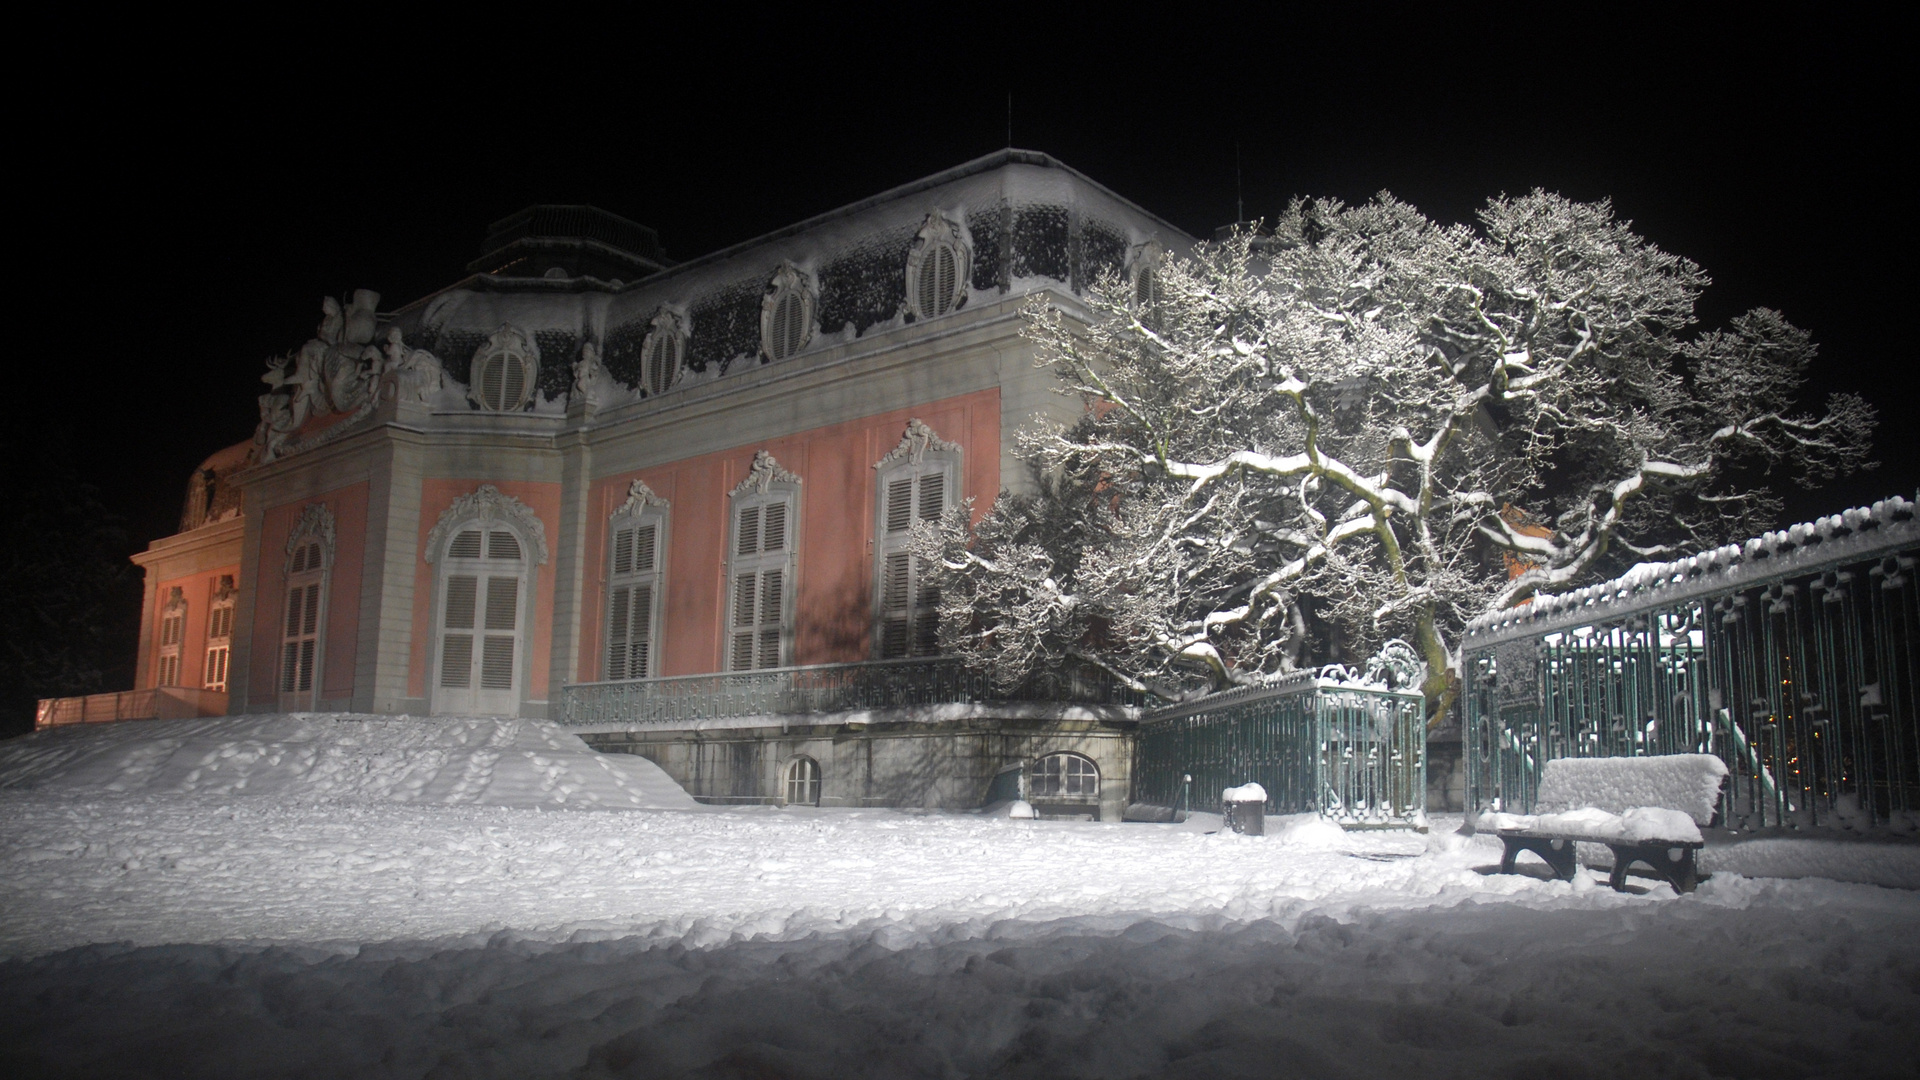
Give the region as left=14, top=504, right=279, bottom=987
left=1030, top=752, right=1100, bottom=800
left=786, top=756, right=821, bottom=806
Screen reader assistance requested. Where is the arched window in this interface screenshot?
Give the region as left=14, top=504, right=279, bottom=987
left=279, top=504, right=334, bottom=709
left=728, top=451, right=801, bottom=671
left=760, top=263, right=815, bottom=362
left=642, top=310, right=684, bottom=397
left=426, top=486, right=549, bottom=716
left=1030, top=752, right=1100, bottom=800
left=607, top=480, right=669, bottom=681
left=906, top=213, right=970, bottom=320
left=786, top=756, right=821, bottom=806
left=872, top=419, right=960, bottom=659
left=203, top=575, right=236, bottom=692
left=469, top=325, right=538, bottom=412
left=156, top=587, right=186, bottom=687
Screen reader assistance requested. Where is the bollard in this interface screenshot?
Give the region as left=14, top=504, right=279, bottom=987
left=1222, top=782, right=1267, bottom=835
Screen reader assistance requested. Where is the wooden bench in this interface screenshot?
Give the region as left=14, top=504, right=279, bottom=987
left=1482, top=754, right=1729, bottom=894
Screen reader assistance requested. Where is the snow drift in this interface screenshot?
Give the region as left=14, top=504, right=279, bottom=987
left=0, top=714, right=697, bottom=810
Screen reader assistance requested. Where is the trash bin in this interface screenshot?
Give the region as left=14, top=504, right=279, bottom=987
left=1223, top=783, right=1267, bottom=835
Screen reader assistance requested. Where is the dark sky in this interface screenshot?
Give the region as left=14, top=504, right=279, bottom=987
left=21, top=10, right=1910, bottom=553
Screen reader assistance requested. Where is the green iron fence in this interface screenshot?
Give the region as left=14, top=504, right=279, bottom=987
left=1134, top=674, right=1428, bottom=827
left=557, top=655, right=1148, bottom=726
left=1463, top=497, right=1920, bottom=828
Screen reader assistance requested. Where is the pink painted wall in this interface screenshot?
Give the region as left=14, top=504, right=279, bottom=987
left=147, top=564, right=242, bottom=688
left=577, top=389, right=1001, bottom=681
left=247, top=482, right=369, bottom=709
left=407, top=480, right=563, bottom=700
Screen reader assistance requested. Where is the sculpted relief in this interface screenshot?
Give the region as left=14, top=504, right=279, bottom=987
left=254, top=290, right=449, bottom=462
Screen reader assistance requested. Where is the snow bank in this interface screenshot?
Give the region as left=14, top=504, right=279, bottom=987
left=0, top=714, right=697, bottom=810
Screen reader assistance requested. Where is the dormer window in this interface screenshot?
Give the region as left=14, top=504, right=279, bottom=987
left=469, top=325, right=538, bottom=411
left=906, top=213, right=970, bottom=320
left=642, top=310, right=685, bottom=397
left=1128, top=242, right=1166, bottom=328
left=761, top=263, right=815, bottom=362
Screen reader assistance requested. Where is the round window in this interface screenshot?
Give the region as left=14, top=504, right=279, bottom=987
left=768, top=291, right=807, bottom=360
left=914, top=241, right=960, bottom=318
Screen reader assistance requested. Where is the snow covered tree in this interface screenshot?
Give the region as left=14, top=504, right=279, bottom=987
left=915, top=192, right=1875, bottom=716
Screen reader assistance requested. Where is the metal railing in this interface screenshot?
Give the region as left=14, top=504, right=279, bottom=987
left=1133, top=675, right=1428, bottom=827
left=35, top=687, right=229, bottom=729
left=1463, top=498, right=1920, bottom=828
left=557, top=656, right=1148, bottom=726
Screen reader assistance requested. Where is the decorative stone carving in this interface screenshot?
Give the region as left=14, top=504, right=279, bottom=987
left=731, top=451, right=800, bottom=497
left=285, top=503, right=337, bottom=572
left=254, top=290, right=388, bottom=463
left=759, top=262, right=815, bottom=361
left=642, top=309, right=686, bottom=395
left=905, top=213, right=971, bottom=319
left=613, top=478, right=668, bottom=518
left=384, top=327, right=445, bottom=405
left=425, top=485, right=550, bottom=566
left=570, top=341, right=608, bottom=408
left=874, top=418, right=960, bottom=470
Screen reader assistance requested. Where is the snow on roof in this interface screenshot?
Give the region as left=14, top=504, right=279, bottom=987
left=1465, top=495, right=1919, bottom=648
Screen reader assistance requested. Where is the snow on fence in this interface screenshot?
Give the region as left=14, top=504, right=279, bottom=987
left=556, top=656, right=1147, bottom=726
left=1134, top=674, right=1427, bottom=828
left=34, top=687, right=228, bottom=729
left=1462, top=496, right=1920, bottom=829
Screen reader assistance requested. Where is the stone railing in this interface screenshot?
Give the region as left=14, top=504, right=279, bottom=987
left=35, top=687, right=229, bottom=729
left=557, top=656, right=1146, bottom=726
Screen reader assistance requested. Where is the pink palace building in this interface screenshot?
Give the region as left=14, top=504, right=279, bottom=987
left=113, top=151, right=1190, bottom=819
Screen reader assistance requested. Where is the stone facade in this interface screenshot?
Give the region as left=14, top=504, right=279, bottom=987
left=129, top=150, right=1192, bottom=813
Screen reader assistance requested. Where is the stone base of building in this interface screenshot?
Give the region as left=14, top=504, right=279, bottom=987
left=579, top=713, right=1133, bottom=821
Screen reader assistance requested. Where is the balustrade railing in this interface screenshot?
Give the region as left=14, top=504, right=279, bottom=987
left=557, top=656, right=1147, bottom=726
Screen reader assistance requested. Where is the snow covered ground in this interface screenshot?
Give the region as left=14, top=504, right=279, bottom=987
left=3, top=715, right=1918, bottom=1078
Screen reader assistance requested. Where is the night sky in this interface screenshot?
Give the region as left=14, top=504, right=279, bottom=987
left=21, top=11, right=1909, bottom=560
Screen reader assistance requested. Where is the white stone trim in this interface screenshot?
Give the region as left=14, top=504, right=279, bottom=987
left=425, top=485, right=550, bottom=566
left=731, top=450, right=801, bottom=497
left=284, top=503, right=337, bottom=573
left=874, top=418, right=961, bottom=471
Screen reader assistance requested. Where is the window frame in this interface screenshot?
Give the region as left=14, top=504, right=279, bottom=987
left=871, top=420, right=961, bottom=660
left=784, top=755, right=821, bottom=807
left=277, top=504, right=335, bottom=710
left=423, top=486, right=550, bottom=718
left=605, top=480, right=670, bottom=681
left=641, top=309, right=686, bottom=397
left=1029, top=751, right=1101, bottom=801
left=203, top=575, right=236, bottom=692
left=759, top=262, right=815, bottom=362
left=156, top=587, right=187, bottom=687
left=467, top=324, right=540, bottom=413
left=904, top=213, right=971, bottom=321
left=726, top=451, right=801, bottom=672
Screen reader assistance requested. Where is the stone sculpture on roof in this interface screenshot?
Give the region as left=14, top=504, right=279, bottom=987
left=255, top=289, right=389, bottom=462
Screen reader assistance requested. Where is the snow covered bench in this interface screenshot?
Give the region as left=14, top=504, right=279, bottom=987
left=1479, top=754, right=1728, bottom=893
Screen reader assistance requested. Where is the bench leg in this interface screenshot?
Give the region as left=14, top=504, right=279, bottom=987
left=1606, top=843, right=1702, bottom=894
left=1501, top=836, right=1578, bottom=881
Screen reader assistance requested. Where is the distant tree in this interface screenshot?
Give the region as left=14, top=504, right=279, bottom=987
left=915, top=192, right=1875, bottom=717
left=0, top=431, right=139, bottom=737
